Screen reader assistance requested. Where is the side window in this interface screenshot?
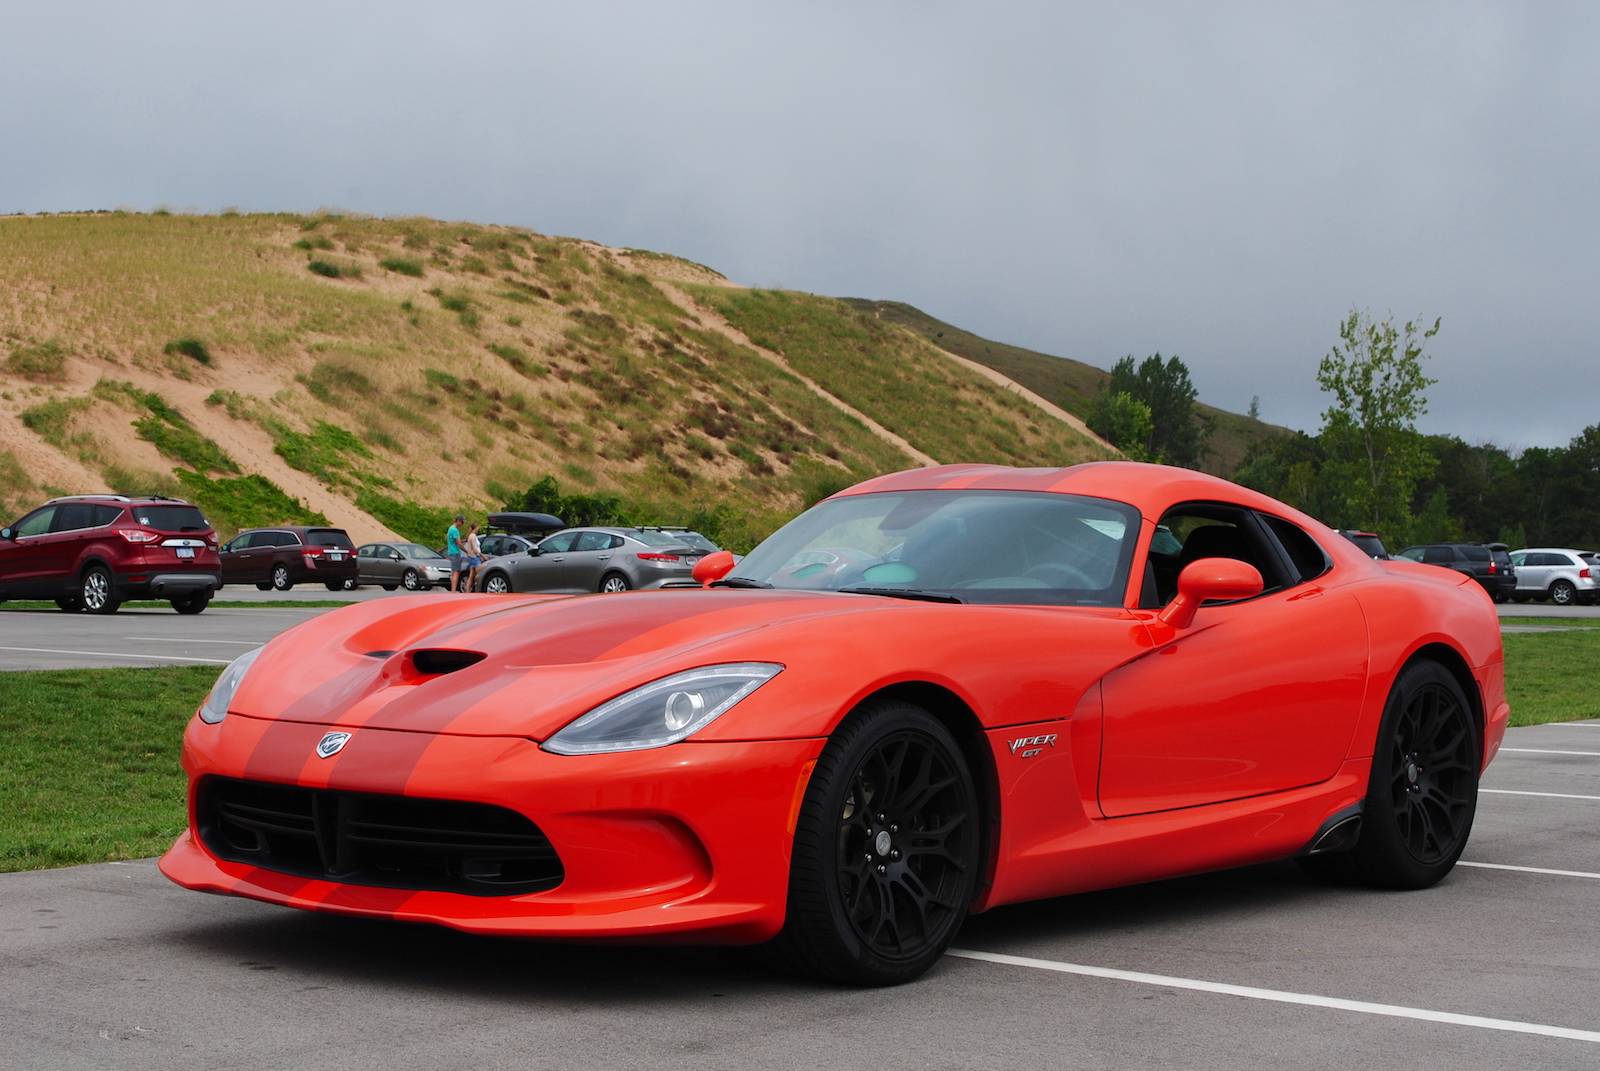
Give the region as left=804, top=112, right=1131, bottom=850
left=51, top=504, right=94, bottom=532
left=574, top=531, right=610, bottom=552
left=15, top=507, right=56, bottom=537
left=1422, top=546, right=1453, bottom=564
left=1396, top=547, right=1424, bottom=562
left=356, top=543, right=373, bottom=557
left=1510, top=551, right=1527, bottom=567
left=1141, top=504, right=1289, bottom=608
left=1259, top=515, right=1330, bottom=583
left=607, top=534, right=625, bottom=550
left=92, top=504, right=123, bottom=526
left=229, top=533, right=256, bottom=551
left=540, top=532, right=578, bottom=554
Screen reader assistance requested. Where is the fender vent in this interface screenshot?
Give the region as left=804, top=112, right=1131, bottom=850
left=409, top=648, right=486, bottom=676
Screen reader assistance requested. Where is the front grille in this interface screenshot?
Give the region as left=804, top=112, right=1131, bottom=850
left=196, top=777, right=563, bottom=896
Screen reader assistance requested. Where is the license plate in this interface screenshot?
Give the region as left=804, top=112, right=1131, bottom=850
left=176, top=547, right=195, bottom=558
left=329, top=551, right=346, bottom=560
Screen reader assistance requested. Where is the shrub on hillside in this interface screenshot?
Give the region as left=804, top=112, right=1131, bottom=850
left=163, top=337, right=213, bottom=365
left=5, top=340, right=68, bottom=380
left=379, top=256, right=425, bottom=277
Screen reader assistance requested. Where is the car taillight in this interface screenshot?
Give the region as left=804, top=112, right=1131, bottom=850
left=1582, top=568, right=1592, bottom=579
left=118, top=528, right=159, bottom=543
left=637, top=552, right=681, bottom=562
left=1488, top=562, right=1497, bottom=574
left=302, top=550, right=321, bottom=567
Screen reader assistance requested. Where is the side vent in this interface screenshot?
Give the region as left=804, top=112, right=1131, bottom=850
left=408, top=649, right=487, bottom=676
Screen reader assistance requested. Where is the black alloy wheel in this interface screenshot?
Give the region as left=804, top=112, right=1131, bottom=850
left=271, top=564, right=292, bottom=591
left=772, top=700, right=980, bottom=985
left=1300, top=659, right=1478, bottom=889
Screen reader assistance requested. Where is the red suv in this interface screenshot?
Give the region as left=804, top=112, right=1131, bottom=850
left=0, top=495, right=221, bottom=614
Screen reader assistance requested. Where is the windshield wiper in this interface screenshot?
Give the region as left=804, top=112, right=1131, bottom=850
left=836, top=587, right=964, bottom=604
left=710, top=576, right=774, bottom=589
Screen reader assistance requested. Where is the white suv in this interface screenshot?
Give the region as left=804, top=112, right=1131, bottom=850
left=1509, top=548, right=1598, bottom=605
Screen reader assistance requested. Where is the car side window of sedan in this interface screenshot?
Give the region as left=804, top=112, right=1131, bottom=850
left=574, top=531, right=611, bottom=552
left=540, top=532, right=578, bottom=554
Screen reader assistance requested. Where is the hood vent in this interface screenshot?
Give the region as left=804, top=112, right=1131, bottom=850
left=408, top=649, right=487, bottom=676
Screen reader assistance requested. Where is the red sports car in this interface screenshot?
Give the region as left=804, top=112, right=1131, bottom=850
left=161, top=463, right=1508, bottom=984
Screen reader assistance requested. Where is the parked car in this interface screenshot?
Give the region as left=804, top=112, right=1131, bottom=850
left=219, top=527, right=358, bottom=592
left=638, top=526, right=722, bottom=553
left=475, top=527, right=706, bottom=593
left=1394, top=542, right=1516, bottom=601
left=1337, top=530, right=1390, bottom=559
left=478, top=532, right=537, bottom=559
left=355, top=542, right=454, bottom=590
left=1508, top=548, right=1598, bottom=605
left=0, top=494, right=219, bottom=614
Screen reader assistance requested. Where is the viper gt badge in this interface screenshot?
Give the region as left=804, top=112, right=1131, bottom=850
left=316, top=731, right=351, bottom=759
left=1008, top=733, right=1057, bottom=758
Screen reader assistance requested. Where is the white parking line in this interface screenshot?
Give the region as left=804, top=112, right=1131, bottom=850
left=1458, top=861, right=1600, bottom=880
left=947, top=948, right=1600, bottom=1044
left=1482, top=788, right=1600, bottom=801
left=1498, top=748, right=1600, bottom=757
left=0, top=645, right=231, bottom=665
left=133, top=637, right=262, bottom=645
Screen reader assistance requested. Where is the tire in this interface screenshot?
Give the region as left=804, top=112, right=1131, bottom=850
left=170, top=592, right=210, bottom=615
left=271, top=564, right=292, bottom=591
left=483, top=572, right=512, bottom=594
left=1550, top=580, right=1576, bottom=606
left=255, top=582, right=273, bottom=591
left=599, top=572, right=631, bottom=593
left=55, top=595, right=83, bottom=612
left=341, top=578, right=359, bottom=591
left=81, top=565, right=120, bottom=615
left=1300, top=660, right=1478, bottom=889
left=768, top=699, right=981, bottom=985
left=402, top=569, right=421, bottom=591
left=382, top=584, right=399, bottom=592
left=324, top=582, right=345, bottom=592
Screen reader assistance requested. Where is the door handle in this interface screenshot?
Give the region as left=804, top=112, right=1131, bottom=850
left=549, top=556, right=565, bottom=562
left=598, top=555, right=611, bottom=560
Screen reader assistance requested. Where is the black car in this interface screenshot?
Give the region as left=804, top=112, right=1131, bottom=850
left=1395, top=542, right=1516, bottom=601
left=1337, top=530, right=1390, bottom=559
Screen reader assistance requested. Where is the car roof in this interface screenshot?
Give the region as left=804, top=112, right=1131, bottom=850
left=840, top=462, right=1322, bottom=527
left=46, top=494, right=196, bottom=507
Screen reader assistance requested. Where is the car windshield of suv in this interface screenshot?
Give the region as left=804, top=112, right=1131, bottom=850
left=134, top=505, right=208, bottom=531
left=725, top=490, right=1140, bottom=606
left=1459, top=546, right=1490, bottom=562
left=1349, top=534, right=1387, bottom=558
left=308, top=529, right=354, bottom=547
left=396, top=544, right=440, bottom=559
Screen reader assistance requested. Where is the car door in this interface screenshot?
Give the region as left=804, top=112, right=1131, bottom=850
left=372, top=545, right=405, bottom=585
left=2, top=505, right=58, bottom=594
left=510, top=531, right=579, bottom=592
left=40, top=503, right=96, bottom=590
left=1510, top=551, right=1533, bottom=593
left=1519, top=552, right=1550, bottom=594
left=568, top=530, right=619, bottom=591
left=1098, top=505, right=1369, bottom=817
left=220, top=532, right=256, bottom=583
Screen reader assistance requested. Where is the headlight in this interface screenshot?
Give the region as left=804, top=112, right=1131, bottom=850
left=542, top=662, right=782, bottom=755
left=199, top=647, right=263, bottom=724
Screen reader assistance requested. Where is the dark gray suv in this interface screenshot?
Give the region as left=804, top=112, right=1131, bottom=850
left=475, top=527, right=705, bottom=593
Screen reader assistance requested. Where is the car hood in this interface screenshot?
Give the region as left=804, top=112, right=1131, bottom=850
left=228, top=589, right=909, bottom=739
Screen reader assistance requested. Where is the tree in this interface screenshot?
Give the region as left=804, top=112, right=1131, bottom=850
left=1247, top=395, right=1261, bottom=421
left=1100, top=353, right=1211, bottom=467
left=1315, top=310, right=1439, bottom=534
left=1088, top=390, right=1154, bottom=461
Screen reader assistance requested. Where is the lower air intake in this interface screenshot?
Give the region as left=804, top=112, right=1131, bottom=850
left=196, top=777, right=563, bottom=895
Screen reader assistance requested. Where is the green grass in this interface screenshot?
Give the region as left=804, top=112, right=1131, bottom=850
left=0, top=666, right=214, bottom=872
left=1503, top=628, right=1600, bottom=726
left=6, top=338, right=68, bottom=380
left=19, top=396, right=91, bottom=444
left=379, top=256, right=425, bottom=277
left=162, top=336, right=213, bottom=365
left=1499, top=616, right=1598, bottom=630
left=174, top=471, right=328, bottom=535
left=269, top=418, right=373, bottom=485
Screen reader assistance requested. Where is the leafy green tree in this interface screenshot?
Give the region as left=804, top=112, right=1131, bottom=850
left=1088, top=389, right=1154, bottom=461
left=1098, top=353, right=1210, bottom=467
left=1316, top=310, right=1439, bottom=533
left=1247, top=395, right=1261, bottom=421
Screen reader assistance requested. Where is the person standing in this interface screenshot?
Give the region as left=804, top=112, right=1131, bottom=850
left=463, top=522, right=483, bottom=592
left=446, top=514, right=465, bottom=592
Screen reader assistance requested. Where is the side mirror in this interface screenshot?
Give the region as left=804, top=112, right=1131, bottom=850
left=1157, top=558, right=1264, bottom=629
left=0, top=527, right=11, bottom=541
left=526, top=545, right=541, bottom=556
left=693, top=550, right=736, bottom=586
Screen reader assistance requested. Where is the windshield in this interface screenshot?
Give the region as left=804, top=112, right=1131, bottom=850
left=727, top=490, right=1140, bottom=606
left=133, top=504, right=209, bottom=532
left=397, top=544, right=439, bottom=559
left=630, top=529, right=686, bottom=547
left=674, top=531, right=719, bottom=552
left=1349, top=534, right=1387, bottom=558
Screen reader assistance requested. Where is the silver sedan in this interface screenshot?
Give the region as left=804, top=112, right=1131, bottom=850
left=474, top=527, right=704, bottom=593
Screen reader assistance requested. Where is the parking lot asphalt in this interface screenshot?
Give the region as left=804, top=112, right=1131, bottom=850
left=3, top=720, right=1599, bottom=1071
left=0, top=606, right=335, bottom=670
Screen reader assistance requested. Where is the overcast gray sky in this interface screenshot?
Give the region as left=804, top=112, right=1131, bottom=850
left=4, top=2, right=1596, bottom=447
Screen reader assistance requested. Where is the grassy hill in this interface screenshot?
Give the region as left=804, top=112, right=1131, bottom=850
left=1, top=212, right=1112, bottom=551
left=843, top=299, right=1289, bottom=475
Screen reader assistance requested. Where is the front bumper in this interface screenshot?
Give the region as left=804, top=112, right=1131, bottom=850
left=159, top=714, right=822, bottom=942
